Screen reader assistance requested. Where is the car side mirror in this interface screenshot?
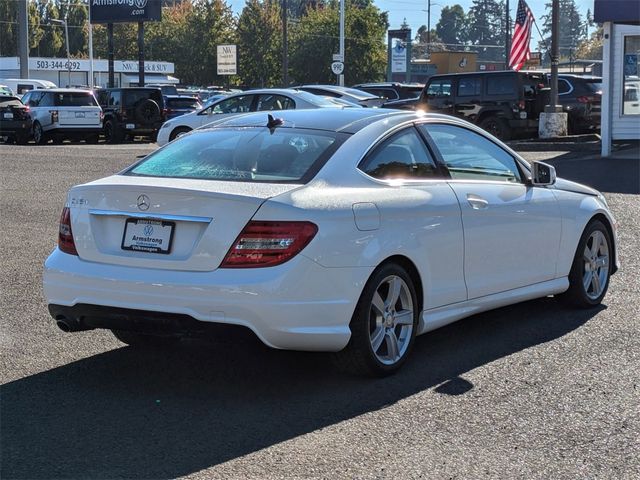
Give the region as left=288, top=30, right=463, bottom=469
left=531, top=161, right=556, bottom=186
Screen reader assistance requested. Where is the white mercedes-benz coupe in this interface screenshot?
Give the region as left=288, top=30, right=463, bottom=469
left=44, top=109, right=618, bottom=376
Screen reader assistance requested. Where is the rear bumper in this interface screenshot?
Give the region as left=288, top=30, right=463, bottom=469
left=43, top=249, right=371, bottom=351
left=0, top=120, right=32, bottom=135
left=46, top=126, right=102, bottom=134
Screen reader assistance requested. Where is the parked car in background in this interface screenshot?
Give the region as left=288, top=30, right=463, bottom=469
left=146, top=84, right=179, bottom=96
left=297, top=85, right=385, bottom=107
left=96, top=87, right=166, bottom=143
left=623, top=80, right=640, bottom=115
left=157, top=88, right=345, bottom=146
left=201, top=92, right=232, bottom=109
left=353, top=82, right=424, bottom=101
left=163, top=95, right=202, bottom=120
left=384, top=70, right=547, bottom=140
left=0, top=78, right=57, bottom=96
left=44, top=109, right=618, bottom=376
left=0, top=95, right=32, bottom=144
left=556, top=74, right=602, bottom=134
left=21, top=88, right=102, bottom=144
left=0, top=84, right=14, bottom=96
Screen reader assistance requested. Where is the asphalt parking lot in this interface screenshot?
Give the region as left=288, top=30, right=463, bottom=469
left=1, top=143, right=638, bottom=479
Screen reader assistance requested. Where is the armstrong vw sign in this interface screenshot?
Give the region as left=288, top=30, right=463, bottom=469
left=90, top=0, right=162, bottom=24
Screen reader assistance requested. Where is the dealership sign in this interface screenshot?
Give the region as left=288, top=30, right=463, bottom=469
left=90, top=0, right=162, bottom=24
left=217, top=45, right=237, bottom=76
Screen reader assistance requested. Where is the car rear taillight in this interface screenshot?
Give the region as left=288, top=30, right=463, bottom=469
left=99, top=110, right=104, bottom=120
left=577, top=95, right=596, bottom=104
left=518, top=100, right=526, bottom=110
left=51, top=110, right=59, bottom=123
left=220, top=221, right=318, bottom=268
left=58, top=207, right=78, bottom=256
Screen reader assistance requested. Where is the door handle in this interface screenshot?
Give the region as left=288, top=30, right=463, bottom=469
left=466, top=194, right=489, bottom=210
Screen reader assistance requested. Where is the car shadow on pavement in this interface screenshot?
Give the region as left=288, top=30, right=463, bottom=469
left=1, top=298, right=603, bottom=479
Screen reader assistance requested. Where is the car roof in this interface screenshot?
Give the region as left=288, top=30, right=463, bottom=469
left=429, top=70, right=544, bottom=78
left=164, top=94, right=199, bottom=99
left=354, top=82, right=424, bottom=88
left=199, top=108, right=450, bottom=134
left=34, top=88, right=95, bottom=93
left=298, top=85, right=378, bottom=98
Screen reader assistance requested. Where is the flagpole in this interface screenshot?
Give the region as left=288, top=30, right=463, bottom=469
left=505, top=0, right=510, bottom=68
left=532, top=18, right=551, bottom=60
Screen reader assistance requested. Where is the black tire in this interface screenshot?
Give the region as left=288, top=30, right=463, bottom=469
left=85, top=133, right=100, bottom=144
left=15, top=132, right=30, bottom=145
left=134, top=99, right=161, bottom=125
left=169, top=126, right=191, bottom=142
left=558, top=220, right=612, bottom=308
left=332, top=263, right=419, bottom=377
left=478, top=116, right=511, bottom=141
left=104, top=119, right=123, bottom=144
left=32, top=121, right=47, bottom=145
left=112, top=329, right=181, bottom=348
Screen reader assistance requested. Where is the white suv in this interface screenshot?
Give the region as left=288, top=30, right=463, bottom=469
left=21, top=88, right=103, bottom=144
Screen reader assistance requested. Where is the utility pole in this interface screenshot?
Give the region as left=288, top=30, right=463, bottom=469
left=18, top=0, right=29, bottom=78
left=426, top=0, right=431, bottom=55
left=539, top=0, right=567, bottom=138
left=88, top=1, right=94, bottom=87
left=505, top=0, right=510, bottom=67
left=51, top=19, right=71, bottom=87
left=338, top=0, right=345, bottom=86
left=283, top=0, right=289, bottom=86
left=138, top=21, right=145, bottom=87
left=108, top=23, right=114, bottom=88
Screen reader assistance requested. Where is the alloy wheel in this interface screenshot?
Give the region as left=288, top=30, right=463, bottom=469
left=368, top=275, right=414, bottom=365
left=582, top=230, right=610, bottom=300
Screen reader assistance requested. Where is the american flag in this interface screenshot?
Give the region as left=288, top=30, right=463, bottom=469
left=509, top=0, right=535, bottom=71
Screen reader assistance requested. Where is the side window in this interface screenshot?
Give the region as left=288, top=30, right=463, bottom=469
left=426, top=79, right=452, bottom=99
left=17, top=84, right=33, bottom=95
left=457, top=77, right=481, bottom=97
left=21, top=92, right=32, bottom=105
left=421, top=124, right=522, bottom=183
left=212, top=95, right=254, bottom=114
left=486, top=75, right=516, bottom=96
left=359, top=128, right=440, bottom=180
left=558, top=79, right=571, bottom=95
left=38, top=92, right=53, bottom=107
left=108, top=91, right=121, bottom=107
left=256, top=94, right=295, bottom=111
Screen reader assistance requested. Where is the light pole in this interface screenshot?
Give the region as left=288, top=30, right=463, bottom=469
left=339, top=0, right=345, bottom=86
left=51, top=18, right=71, bottom=87
left=424, top=1, right=442, bottom=56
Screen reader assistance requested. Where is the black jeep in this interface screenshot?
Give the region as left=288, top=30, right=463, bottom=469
left=96, top=88, right=166, bottom=143
left=384, top=70, right=548, bottom=140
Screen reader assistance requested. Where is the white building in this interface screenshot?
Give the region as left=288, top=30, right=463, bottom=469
left=595, top=1, right=640, bottom=157
left=0, top=56, right=177, bottom=89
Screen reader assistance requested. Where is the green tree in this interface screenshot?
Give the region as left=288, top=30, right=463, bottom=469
left=575, top=25, right=603, bottom=60
left=237, top=0, right=282, bottom=87
left=435, top=4, right=468, bottom=50
left=289, top=0, right=388, bottom=85
left=467, top=0, right=505, bottom=62
left=540, top=0, right=585, bottom=60
left=413, top=26, right=445, bottom=59
left=59, top=0, right=88, bottom=57
left=0, top=0, right=17, bottom=56
left=32, top=0, right=62, bottom=57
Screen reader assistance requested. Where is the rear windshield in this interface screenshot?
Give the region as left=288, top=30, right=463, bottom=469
left=125, top=127, right=343, bottom=183
left=52, top=92, right=98, bottom=107
left=125, top=89, right=163, bottom=105
left=167, top=97, right=201, bottom=109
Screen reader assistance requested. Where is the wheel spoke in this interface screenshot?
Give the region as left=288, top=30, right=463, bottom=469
left=596, top=255, right=609, bottom=269
left=583, top=245, right=592, bottom=262
left=370, top=326, right=385, bottom=353
left=591, top=272, right=601, bottom=296
left=590, top=231, right=601, bottom=257
left=395, top=310, right=414, bottom=326
left=371, top=292, right=385, bottom=316
left=583, top=270, right=593, bottom=292
left=385, top=330, right=400, bottom=360
left=386, top=277, right=402, bottom=307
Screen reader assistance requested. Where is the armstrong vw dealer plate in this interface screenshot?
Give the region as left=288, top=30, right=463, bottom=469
left=121, top=218, right=175, bottom=254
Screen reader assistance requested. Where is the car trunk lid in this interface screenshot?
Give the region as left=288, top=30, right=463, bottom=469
left=67, top=175, right=302, bottom=271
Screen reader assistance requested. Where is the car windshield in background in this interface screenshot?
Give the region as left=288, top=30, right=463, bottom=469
left=125, top=127, right=343, bottom=183
left=168, top=98, right=201, bottom=109
left=295, top=91, right=347, bottom=108
left=53, top=92, right=98, bottom=107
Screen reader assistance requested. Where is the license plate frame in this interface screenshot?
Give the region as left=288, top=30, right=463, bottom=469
left=121, top=218, right=175, bottom=254
left=75, top=111, right=85, bottom=118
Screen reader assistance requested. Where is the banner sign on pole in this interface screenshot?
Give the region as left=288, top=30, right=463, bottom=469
left=90, top=0, right=162, bottom=24
left=217, top=45, right=237, bottom=76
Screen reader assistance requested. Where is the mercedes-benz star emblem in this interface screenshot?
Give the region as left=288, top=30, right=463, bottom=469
left=137, top=194, right=150, bottom=211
